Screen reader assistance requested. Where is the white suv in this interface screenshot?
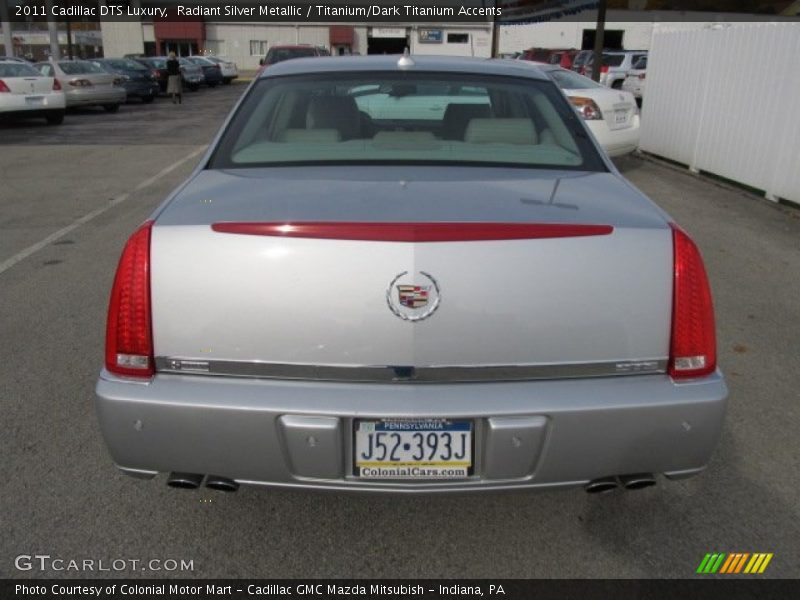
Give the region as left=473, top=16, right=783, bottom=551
left=584, top=51, right=648, bottom=89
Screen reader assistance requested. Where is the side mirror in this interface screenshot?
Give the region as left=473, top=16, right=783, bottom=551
left=258, top=58, right=264, bottom=66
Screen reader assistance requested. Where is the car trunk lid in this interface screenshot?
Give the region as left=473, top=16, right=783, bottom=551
left=1, top=75, right=54, bottom=95
left=150, top=167, right=672, bottom=379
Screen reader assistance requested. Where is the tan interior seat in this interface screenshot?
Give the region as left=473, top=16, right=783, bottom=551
left=464, top=118, right=538, bottom=145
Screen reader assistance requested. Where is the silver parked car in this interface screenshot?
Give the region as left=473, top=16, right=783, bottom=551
left=96, top=56, right=727, bottom=494
left=35, top=60, right=126, bottom=111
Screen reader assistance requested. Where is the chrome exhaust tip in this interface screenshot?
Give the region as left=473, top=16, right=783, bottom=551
left=166, top=472, right=203, bottom=489
left=205, top=475, right=239, bottom=492
left=620, top=473, right=656, bottom=490
left=584, top=476, right=619, bottom=494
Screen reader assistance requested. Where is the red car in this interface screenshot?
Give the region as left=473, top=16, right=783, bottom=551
left=547, top=49, right=578, bottom=70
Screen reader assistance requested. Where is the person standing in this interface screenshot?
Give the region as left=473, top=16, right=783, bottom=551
left=166, top=52, right=182, bottom=104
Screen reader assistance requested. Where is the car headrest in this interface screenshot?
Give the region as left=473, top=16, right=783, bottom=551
left=306, top=96, right=360, bottom=140
left=279, top=129, right=341, bottom=143
left=442, top=103, right=492, bottom=140
left=464, top=119, right=538, bottom=145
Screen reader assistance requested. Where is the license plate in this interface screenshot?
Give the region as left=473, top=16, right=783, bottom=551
left=615, top=110, right=628, bottom=124
left=25, top=96, right=44, bottom=106
left=354, top=419, right=472, bottom=479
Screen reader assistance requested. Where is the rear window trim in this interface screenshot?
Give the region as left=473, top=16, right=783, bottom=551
left=206, top=70, right=607, bottom=174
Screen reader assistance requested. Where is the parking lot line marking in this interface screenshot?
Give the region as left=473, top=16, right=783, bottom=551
left=0, top=146, right=206, bottom=277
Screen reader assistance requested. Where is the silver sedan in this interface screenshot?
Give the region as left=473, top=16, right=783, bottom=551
left=96, top=55, right=727, bottom=494
left=35, top=59, right=126, bottom=111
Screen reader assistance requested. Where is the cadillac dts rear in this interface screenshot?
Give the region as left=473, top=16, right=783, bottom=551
left=95, top=56, right=727, bottom=493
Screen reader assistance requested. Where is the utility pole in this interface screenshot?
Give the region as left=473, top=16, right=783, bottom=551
left=591, top=0, right=607, bottom=82
left=490, top=0, right=499, bottom=58
left=0, top=0, right=15, bottom=58
left=66, top=17, right=73, bottom=59
left=45, top=0, right=60, bottom=60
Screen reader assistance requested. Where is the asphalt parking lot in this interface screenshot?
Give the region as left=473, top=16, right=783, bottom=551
left=1, top=83, right=799, bottom=579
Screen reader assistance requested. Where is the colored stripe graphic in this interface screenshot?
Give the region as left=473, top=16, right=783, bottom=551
left=698, top=552, right=773, bottom=574
left=719, top=554, right=736, bottom=574
left=710, top=553, right=726, bottom=573
left=696, top=554, right=713, bottom=574
left=758, top=554, right=773, bottom=573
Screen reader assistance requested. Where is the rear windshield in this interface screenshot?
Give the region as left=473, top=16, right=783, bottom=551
left=210, top=72, right=604, bottom=171
left=548, top=69, right=602, bottom=90
left=0, top=63, right=41, bottom=77
left=573, top=52, right=591, bottom=66
left=633, top=56, right=647, bottom=69
left=602, top=54, right=626, bottom=67
left=104, top=59, right=147, bottom=71
left=147, top=58, right=166, bottom=69
left=267, top=47, right=317, bottom=64
left=59, top=61, right=105, bottom=75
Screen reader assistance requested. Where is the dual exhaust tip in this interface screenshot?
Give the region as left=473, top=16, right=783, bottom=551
left=166, top=472, right=655, bottom=494
left=585, top=473, right=656, bottom=494
left=166, top=472, right=239, bottom=492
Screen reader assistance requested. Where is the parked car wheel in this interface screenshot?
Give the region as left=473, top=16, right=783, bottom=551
left=142, top=96, right=155, bottom=104
left=208, top=82, right=218, bottom=88
left=223, top=78, right=232, bottom=85
left=103, top=104, right=120, bottom=113
left=45, top=110, right=65, bottom=125
left=189, top=84, right=199, bottom=92
left=611, top=79, right=624, bottom=89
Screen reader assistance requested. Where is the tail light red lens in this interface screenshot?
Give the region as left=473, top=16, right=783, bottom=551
left=105, top=221, right=154, bottom=378
left=0, top=79, right=9, bottom=93
left=53, top=78, right=62, bottom=91
left=600, top=65, right=609, bottom=73
left=569, top=96, right=603, bottom=120
left=669, top=224, right=717, bottom=379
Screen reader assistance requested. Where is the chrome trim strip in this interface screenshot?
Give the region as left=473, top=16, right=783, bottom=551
left=155, top=357, right=667, bottom=383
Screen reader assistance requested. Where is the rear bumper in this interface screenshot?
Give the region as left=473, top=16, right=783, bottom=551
left=65, top=88, right=126, bottom=106
left=587, top=116, right=641, bottom=157
left=95, top=369, right=727, bottom=493
left=122, top=81, right=159, bottom=98
left=0, top=92, right=66, bottom=113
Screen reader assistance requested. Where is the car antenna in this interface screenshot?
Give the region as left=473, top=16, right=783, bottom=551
left=397, top=48, right=414, bottom=69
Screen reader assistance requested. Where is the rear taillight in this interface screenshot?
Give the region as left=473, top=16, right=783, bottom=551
left=53, top=78, right=61, bottom=91
left=105, top=221, right=154, bottom=378
left=669, top=224, right=716, bottom=380
left=600, top=65, right=609, bottom=73
left=569, top=96, right=603, bottom=120
left=0, top=80, right=9, bottom=93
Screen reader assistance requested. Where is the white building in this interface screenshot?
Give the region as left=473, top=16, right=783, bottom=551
left=497, top=9, right=794, bottom=53
left=101, top=20, right=493, bottom=67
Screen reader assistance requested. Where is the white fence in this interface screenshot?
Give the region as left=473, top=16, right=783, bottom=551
left=639, top=23, right=800, bottom=205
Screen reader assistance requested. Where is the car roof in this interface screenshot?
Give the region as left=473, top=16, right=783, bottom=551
left=258, top=55, right=551, bottom=81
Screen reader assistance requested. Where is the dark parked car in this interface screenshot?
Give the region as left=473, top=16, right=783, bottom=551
left=182, top=56, right=223, bottom=87
left=131, top=57, right=204, bottom=92
left=90, top=58, right=159, bottom=103
left=176, top=57, right=204, bottom=91
left=130, top=57, right=169, bottom=93
left=257, top=45, right=329, bottom=75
